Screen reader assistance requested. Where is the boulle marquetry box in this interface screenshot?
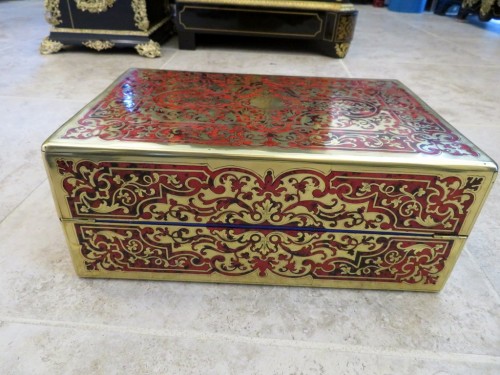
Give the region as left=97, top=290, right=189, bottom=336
left=42, top=69, right=497, bottom=291
left=174, top=0, right=357, bottom=58
left=41, top=0, right=173, bottom=57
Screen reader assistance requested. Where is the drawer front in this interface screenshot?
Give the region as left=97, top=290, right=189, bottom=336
left=47, top=157, right=492, bottom=236
left=62, top=222, right=463, bottom=291
left=178, top=5, right=323, bottom=38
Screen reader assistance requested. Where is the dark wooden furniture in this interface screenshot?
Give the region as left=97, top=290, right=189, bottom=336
left=41, top=0, right=173, bottom=57
left=174, top=0, right=358, bottom=58
left=459, top=0, right=500, bottom=21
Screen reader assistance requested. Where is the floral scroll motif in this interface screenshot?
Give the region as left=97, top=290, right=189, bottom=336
left=82, top=40, right=115, bottom=51
left=77, top=224, right=452, bottom=285
left=44, top=0, right=62, bottom=26
left=40, top=38, right=64, bottom=54
left=74, top=0, right=116, bottom=13
left=135, top=40, right=161, bottom=58
left=60, top=70, right=481, bottom=157
left=57, top=160, right=483, bottom=234
left=131, top=0, right=150, bottom=31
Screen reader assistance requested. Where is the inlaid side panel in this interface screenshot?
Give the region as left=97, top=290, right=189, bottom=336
left=53, top=159, right=488, bottom=235
left=65, top=222, right=461, bottom=291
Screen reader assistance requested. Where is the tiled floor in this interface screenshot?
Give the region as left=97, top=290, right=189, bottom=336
left=1, top=1, right=499, bottom=373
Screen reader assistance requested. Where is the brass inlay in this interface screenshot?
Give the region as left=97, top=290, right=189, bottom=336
left=44, top=0, right=62, bottom=26
left=135, top=40, right=162, bottom=58
left=61, top=220, right=467, bottom=291
left=50, top=17, right=170, bottom=36
left=334, top=42, right=349, bottom=57
left=74, top=0, right=116, bottom=13
left=463, top=0, right=497, bottom=16
left=335, top=14, right=354, bottom=41
left=132, top=0, right=150, bottom=31
left=82, top=40, right=115, bottom=51
left=178, top=0, right=356, bottom=12
left=40, top=37, right=64, bottom=54
left=179, top=6, right=323, bottom=38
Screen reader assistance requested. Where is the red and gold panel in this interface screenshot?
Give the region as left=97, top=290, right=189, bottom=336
left=59, top=69, right=480, bottom=157
left=68, top=223, right=458, bottom=290
left=43, top=69, right=497, bottom=291
left=56, top=159, right=486, bottom=235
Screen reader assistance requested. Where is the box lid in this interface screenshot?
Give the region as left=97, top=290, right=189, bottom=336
left=42, top=69, right=497, bottom=172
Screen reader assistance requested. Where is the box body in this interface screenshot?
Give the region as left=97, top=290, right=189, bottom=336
left=42, top=69, right=497, bottom=291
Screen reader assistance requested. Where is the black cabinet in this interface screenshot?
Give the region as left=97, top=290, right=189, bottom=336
left=41, top=0, right=173, bottom=57
left=175, top=0, right=357, bottom=58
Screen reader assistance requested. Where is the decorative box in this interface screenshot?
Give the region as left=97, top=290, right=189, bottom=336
left=41, top=0, right=173, bottom=57
left=174, top=0, right=357, bottom=58
left=42, top=69, right=497, bottom=291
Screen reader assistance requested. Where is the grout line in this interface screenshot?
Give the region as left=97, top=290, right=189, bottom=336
left=340, top=60, right=353, bottom=78
left=0, top=316, right=499, bottom=365
left=0, top=178, right=47, bottom=227
left=160, top=49, right=180, bottom=69
left=463, top=247, right=500, bottom=302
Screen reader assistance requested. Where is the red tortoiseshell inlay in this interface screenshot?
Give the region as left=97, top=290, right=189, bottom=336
left=61, top=69, right=479, bottom=157
left=76, top=223, right=454, bottom=285
left=57, top=160, right=484, bottom=235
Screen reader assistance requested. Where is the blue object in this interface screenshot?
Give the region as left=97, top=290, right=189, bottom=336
left=389, top=0, right=427, bottom=13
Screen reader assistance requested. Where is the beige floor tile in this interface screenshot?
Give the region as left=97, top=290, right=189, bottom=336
left=0, top=97, right=87, bottom=222
left=0, top=321, right=499, bottom=375
left=163, top=47, right=350, bottom=77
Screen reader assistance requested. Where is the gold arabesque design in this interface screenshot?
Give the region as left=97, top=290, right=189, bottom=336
left=135, top=40, right=162, bottom=57
left=74, top=0, right=116, bottom=13
left=40, top=37, right=64, bottom=54
left=462, top=0, right=498, bottom=16
left=334, top=42, right=349, bottom=57
left=75, top=223, right=455, bottom=287
left=42, top=70, right=497, bottom=291
left=49, top=17, right=171, bottom=36
left=82, top=40, right=115, bottom=51
left=51, top=159, right=490, bottom=236
left=335, top=14, right=355, bottom=41
left=44, top=0, right=62, bottom=26
left=132, top=0, right=150, bottom=31
left=177, top=0, right=355, bottom=12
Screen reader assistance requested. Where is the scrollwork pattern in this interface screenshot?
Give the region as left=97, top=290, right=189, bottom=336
left=57, top=160, right=483, bottom=234
left=74, top=0, right=116, bottom=13
left=44, top=0, right=62, bottom=25
left=77, top=224, right=453, bottom=285
left=131, top=0, right=150, bottom=31
left=59, top=70, right=481, bottom=157
left=82, top=40, right=115, bottom=51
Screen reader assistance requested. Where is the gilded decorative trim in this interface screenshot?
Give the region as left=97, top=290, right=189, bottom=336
left=73, top=223, right=455, bottom=288
left=179, top=6, right=322, bottom=37
left=334, top=42, right=349, bottom=58
left=132, top=0, right=150, bottom=32
left=74, top=0, right=116, bottom=13
left=462, top=0, right=497, bottom=16
left=50, top=17, right=170, bottom=37
left=82, top=40, right=115, bottom=51
left=44, top=0, right=62, bottom=26
left=178, top=0, right=356, bottom=12
left=335, top=15, right=355, bottom=41
left=135, top=40, right=161, bottom=57
left=40, top=37, right=64, bottom=54
left=54, top=160, right=487, bottom=236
